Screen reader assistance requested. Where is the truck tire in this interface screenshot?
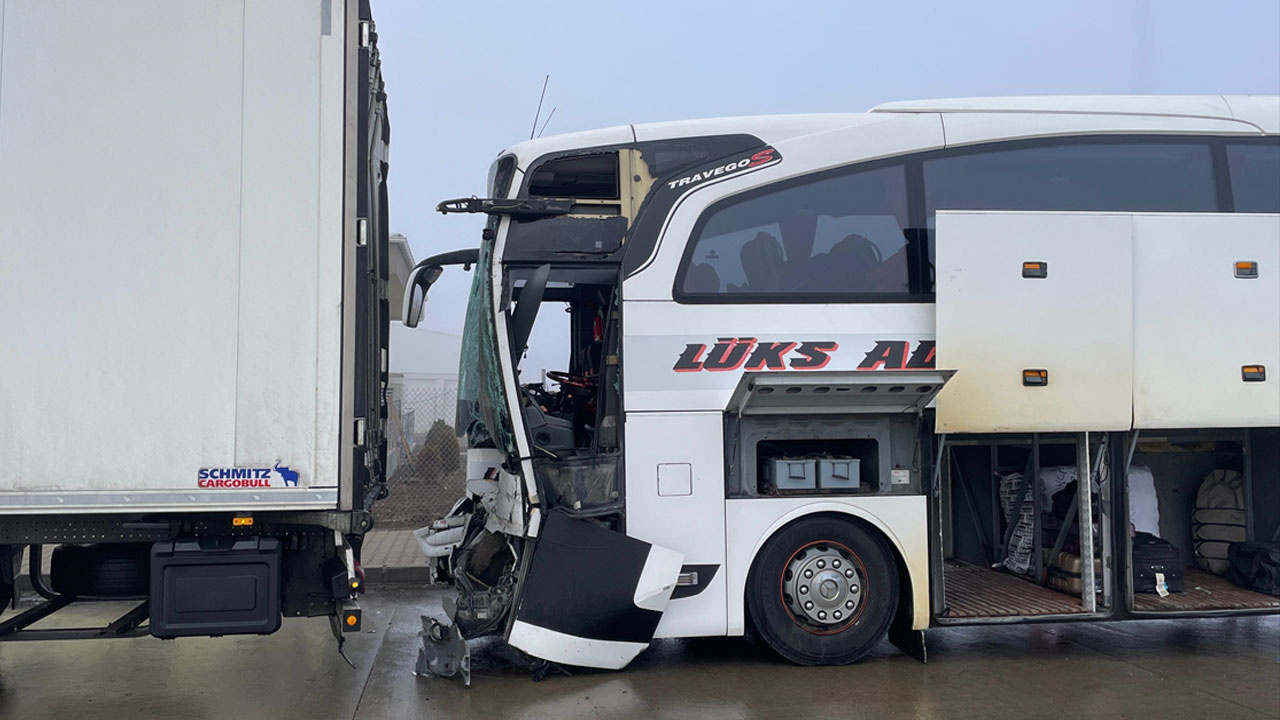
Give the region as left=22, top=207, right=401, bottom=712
left=746, top=515, right=898, bottom=665
left=50, top=543, right=151, bottom=598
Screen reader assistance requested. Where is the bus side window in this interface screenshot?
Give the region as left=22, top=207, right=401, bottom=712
left=675, top=164, right=911, bottom=301
left=1226, top=140, right=1280, bottom=213
left=921, top=140, right=1218, bottom=291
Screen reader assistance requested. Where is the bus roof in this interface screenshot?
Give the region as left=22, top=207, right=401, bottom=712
left=870, top=95, right=1277, bottom=129
left=502, top=95, right=1278, bottom=164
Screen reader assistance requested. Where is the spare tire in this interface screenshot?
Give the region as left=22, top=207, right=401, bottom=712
left=50, top=543, right=151, bottom=598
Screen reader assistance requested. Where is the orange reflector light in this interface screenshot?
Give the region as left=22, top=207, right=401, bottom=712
left=1023, top=369, right=1049, bottom=386
left=232, top=516, right=253, bottom=527
left=1242, top=365, right=1266, bottom=382
left=340, top=607, right=361, bottom=631
left=1022, top=261, right=1048, bottom=279
left=1235, top=261, right=1258, bottom=278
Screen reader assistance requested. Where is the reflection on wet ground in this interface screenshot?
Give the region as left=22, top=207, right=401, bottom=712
left=0, top=585, right=1275, bottom=719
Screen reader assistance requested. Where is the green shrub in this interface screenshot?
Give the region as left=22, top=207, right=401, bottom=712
left=417, top=419, right=461, bottom=474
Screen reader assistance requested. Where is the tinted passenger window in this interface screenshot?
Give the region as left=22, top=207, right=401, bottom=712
left=1227, top=141, right=1280, bottom=213
left=679, top=165, right=910, bottom=299
left=922, top=141, right=1217, bottom=290
left=925, top=142, right=1217, bottom=221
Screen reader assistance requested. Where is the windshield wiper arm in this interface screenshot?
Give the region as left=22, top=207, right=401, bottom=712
left=437, top=197, right=573, bottom=220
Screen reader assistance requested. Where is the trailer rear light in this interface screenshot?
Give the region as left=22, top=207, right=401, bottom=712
left=343, top=609, right=362, bottom=632
left=1022, top=369, right=1049, bottom=386
left=1022, top=261, right=1048, bottom=279
left=1234, top=261, right=1258, bottom=279
left=354, top=561, right=366, bottom=593
left=1242, top=365, right=1266, bottom=382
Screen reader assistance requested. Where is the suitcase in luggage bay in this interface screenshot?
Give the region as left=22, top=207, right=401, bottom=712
left=1044, top=550, right=1102, bottom=595
left=1132, top=532, right=1184, bottom=594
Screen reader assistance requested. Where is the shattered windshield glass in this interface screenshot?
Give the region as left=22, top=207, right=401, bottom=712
left=456, top=214, right=516, bottom=456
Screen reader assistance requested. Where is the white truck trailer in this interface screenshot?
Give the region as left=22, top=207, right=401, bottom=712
left=0, top=0, right=391, bottom=643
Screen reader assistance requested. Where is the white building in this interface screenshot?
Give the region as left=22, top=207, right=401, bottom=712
left=385, top=234, right=465, bottom=474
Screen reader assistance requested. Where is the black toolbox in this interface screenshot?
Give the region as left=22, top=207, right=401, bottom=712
left=150, top=537, right=281, bottom=638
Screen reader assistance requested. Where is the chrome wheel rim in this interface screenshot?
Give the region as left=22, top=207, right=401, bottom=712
left=782, top=542, right=863, bottom=630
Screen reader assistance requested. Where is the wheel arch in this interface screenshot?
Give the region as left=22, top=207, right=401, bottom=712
left=735, top=503, right=927, bottom=635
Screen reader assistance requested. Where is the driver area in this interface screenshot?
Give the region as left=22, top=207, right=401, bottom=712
left=506, top=267, right=620, bottom=461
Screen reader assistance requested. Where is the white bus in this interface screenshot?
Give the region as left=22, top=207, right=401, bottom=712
left=405, top=96, right=1279, bottom=676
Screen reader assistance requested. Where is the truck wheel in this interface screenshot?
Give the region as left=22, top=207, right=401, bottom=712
left=50, top=543, right=151, bottom=598
left=746, top=515, right=898, bottom=665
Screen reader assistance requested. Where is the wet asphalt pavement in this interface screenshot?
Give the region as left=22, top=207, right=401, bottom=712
left=0, top=585, right=1275, bottom=720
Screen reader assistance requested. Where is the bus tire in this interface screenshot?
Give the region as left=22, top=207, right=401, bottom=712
left=746, top=515, right=898, bottom=666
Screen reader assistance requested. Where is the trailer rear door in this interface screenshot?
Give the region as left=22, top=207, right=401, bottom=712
left=0, top=0, right=376, bottom=513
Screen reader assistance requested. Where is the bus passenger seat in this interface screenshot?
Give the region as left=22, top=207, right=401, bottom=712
left=826, top=233, right=882, bottom=288
left=685, top=262, right=722, bottom=294
left=732, top=231, right=784, bottom=292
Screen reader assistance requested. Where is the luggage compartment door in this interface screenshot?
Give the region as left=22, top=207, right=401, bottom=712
left=1132, top=214, right=1280, bottom=429
left=935, top=211, right=1135, bottom=433
left=507, top=512, right=683, bottom=670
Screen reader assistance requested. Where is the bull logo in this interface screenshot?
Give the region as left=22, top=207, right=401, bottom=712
left=274, top=462, right=300, bottom=487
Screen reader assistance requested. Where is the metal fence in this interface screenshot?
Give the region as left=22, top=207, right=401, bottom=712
left=374, top=384, right=466, bottom=529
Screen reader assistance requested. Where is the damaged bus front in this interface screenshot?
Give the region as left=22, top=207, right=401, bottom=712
left=402, top=138, right=775, bottom=674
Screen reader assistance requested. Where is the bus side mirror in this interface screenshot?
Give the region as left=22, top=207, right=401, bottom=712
left=402, top=264, right=443, bottom=328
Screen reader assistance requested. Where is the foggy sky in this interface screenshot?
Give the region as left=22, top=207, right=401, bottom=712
left=374, top=0, right=1280, bottom=377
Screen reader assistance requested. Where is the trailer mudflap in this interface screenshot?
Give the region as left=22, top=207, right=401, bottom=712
left=506, top=512, right=683, bottom=670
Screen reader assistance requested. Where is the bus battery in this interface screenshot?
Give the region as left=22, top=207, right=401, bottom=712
left=818, top=458, right=861, bottom=491
left=764, top=459, right=817, bottom=491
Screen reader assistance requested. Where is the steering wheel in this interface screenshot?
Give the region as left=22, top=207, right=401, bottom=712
left=546, top=370, right=596, bottom=390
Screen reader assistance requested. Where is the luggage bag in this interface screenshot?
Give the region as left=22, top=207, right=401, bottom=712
left=1133, top=532, right=1184, bottom=594
left=1226, top=541, right=1280, bottom=596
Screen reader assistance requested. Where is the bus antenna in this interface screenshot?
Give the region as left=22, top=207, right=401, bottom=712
left=529, top=74, right=550, bottom=140
left=537, top=107, right=557, bottom=138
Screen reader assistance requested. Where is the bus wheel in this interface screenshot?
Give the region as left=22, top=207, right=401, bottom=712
left=746, top=515, right=898, bottom=665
